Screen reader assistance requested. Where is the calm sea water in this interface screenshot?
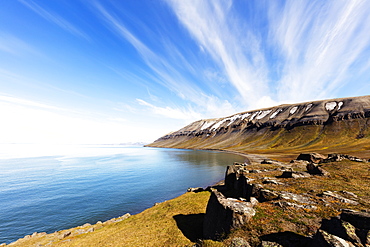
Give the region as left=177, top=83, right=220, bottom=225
left=0, top=144, right=245, bottom=244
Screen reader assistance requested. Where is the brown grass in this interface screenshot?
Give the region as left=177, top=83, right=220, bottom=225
left=8, top=192, right=211, bottom=247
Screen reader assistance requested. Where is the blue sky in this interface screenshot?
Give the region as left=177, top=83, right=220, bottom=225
left=1, top=0, right=370, bottom=144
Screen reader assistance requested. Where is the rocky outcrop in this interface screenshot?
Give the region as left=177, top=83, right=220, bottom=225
left=203, top=189, right=256, bottom=240
left=147, top=95, right=370, bottom=151
left=203, top=164, right=257, bottom=240
left=297, top=153, right=327, bottom=163
left=321, top=154, right=368, bottom=163
left=257, top=209, right=370, bottom=247
left=306, top=163, right=330, bottom=176
left=312, top=209, right=370, bottom=247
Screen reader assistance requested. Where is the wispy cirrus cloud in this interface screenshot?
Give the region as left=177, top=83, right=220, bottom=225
left=0, top=94, right=63, bottom=111
left=92, top=0, right=370, bottom=122
left=166, top=0, right=370, bottom=107
left=92, top=1, right=239, bottom=118
left=269, top=0, right=370, bottom=103
left=165, top=0, right=274, bottom=109
left=0, top=33, right=40, bottom=56
left=136, top=99, right=202, bottom=120
left=18, top=0, right=90, bottom=41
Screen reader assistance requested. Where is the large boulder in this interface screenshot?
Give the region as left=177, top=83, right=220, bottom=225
left=225, top=164, right=240, bottom=190
left=320, top=217, right=363, bottom=246
left=224, top=164, right=252, bottom=199
left=311, top=209, right=370, bottom=246
left=203, top=189, right=256, bottom=240
left=187, top=187, right=204, bottom=193
left=278, top=170, right=311, bottom=178
left=314, top=229, right=356, bottom=247
left=259, top=189, right=279, bottom=202
left=340, top=210, right=370, bottom=230
left=306, top=163, right=330, bottom=176
left=296, top=153, right=327, bottom=163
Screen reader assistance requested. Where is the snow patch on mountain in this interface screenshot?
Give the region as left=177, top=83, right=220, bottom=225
left=326, top=102, right=337, bottom=111
left=305, top=104, right=313, bottom=112
left=201, top=121, right=216, bottom=130
left=270, top=109, right=282, bottom=119
left=256, top=110, right=272, bottom=120
left=290, top=106, right=298, bottom=115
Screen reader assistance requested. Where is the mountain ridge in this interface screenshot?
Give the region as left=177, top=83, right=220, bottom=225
left=147, top=95, right=370, bottom=155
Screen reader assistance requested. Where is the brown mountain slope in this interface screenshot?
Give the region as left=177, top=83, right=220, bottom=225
left=147, top=95, right=370, bottom=157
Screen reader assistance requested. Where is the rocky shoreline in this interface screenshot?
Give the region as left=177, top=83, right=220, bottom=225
left=1, top=149, right=254, bottom=246
left=3, top=152, right=370, bottom=246
left=187, top=152, right=370, bottom=246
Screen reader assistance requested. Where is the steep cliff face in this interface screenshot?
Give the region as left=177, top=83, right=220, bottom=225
left=147, top=96, right=370, bottom=154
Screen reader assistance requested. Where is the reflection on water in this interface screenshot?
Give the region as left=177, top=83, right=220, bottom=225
left=0, top=145, right=246, bottom=244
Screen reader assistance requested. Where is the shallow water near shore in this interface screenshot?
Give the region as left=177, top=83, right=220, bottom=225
left=0, top=144, right=246, bottom=244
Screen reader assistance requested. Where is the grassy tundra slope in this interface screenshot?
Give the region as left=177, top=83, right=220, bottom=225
left=6, top=192, right=211, bottom=247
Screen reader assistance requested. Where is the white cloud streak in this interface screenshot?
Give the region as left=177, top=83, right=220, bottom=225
left=165, top=0, right=273, bottom=109
left=86, top=0, right=370, bottom=125
left=136, top=99, right=202, bottom=120
left=0, top=94, right=63, bottom=111
left=0, top=33, right=40, bottom=56
left=166, top=0, right=370, bottom=107
left=92, top=1, right=239, bottom=118
left=18, top=0, right=90, bottom=41
left=270, top=0, right=370, bottom=103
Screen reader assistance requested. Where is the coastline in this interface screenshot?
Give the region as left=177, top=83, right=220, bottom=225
left=5, top=147, right=370, bottom=246
left=3, top=147, right=246, bottom=246
left=3, top=190, right=212, bottom=246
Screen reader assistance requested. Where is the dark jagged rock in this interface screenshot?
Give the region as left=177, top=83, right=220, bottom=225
left=224, top=164, right=252, bottom=199
left=314, top=229, right=356, bottom=247
left=262, top=178, right=284, bottom=185
left=278, top=170, right=311, bottom=178
left=261, top=159, right=273, bottom=164
left=340, top=210, right=370, bottom=230
left=321, top=154, right=368, bottom=163
left=320, top=217, right=363, bottom=246
left=203, top=163, right=259, bottom=240
left=306, top=163, right=330, bottom=176
left=187, top=187, right=204, bottom=193
left=203, top=189, right=256, bottom=240
left=310, top=209, right=370, bottom=247
left=297, top=153, right=327, bottom=163
left=259, top=189, right=279, bottom=202
left=250, top=183, right=264, bottom=199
